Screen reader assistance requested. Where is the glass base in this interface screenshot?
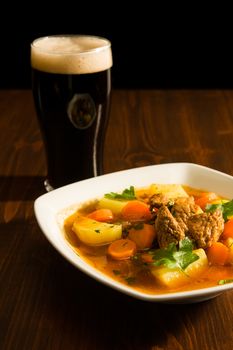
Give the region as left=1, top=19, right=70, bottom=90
left=44, top=179, right=54, bottom=192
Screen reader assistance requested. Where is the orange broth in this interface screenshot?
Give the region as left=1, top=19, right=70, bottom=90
left=63, top=185, right=233, bottom=294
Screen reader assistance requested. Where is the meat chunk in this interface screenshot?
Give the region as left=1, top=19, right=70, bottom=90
left=156, top=205, right=185, bottom=248
left=149, top=193, right=170, bottom=209
left=171, top=196, right=201, bottom=233
left=187, top=210, right=224, bottom=248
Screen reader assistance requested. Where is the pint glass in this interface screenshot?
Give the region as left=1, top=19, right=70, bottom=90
left=31, top=35, right=112, bottom=190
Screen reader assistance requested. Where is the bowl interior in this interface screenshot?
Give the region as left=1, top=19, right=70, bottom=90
left=34, top=162, right=233, bottom=302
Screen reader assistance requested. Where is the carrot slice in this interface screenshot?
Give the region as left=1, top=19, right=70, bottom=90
left=222, top=219, right=233, bottom=239
left=87, top=209, right=113, bottom=222
left=128, top=224, right=156, bottom=249
left=121, top=200, right=152, bottom=221
left=207, top=242, right=229, bottom=265
left=195, top=192, right=218, bottom=210
left=107, top=239, right=137, bottom=260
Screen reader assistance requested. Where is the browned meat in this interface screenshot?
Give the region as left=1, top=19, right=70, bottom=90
left=149, top=193, right=170, bottom=209
left=171, top=196, right=200, bottom=233
left=156, top=205, right=185, bottom=248
left=187, top=210, right=224, bottom=248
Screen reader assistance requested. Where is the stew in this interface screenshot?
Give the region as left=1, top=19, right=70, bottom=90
left=63, top=184, right=233, bottom=294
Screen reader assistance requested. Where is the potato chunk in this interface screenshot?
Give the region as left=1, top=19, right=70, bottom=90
left=97, top=197, right=128, bottom=215
left=73, top=217, right=122, bottom=246
left=150, top=184, right=188, bottom=199
left=151, top=248, right=208, bottom=288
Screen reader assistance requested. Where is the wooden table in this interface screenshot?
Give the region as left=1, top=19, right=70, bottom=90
left=1, top=89, right=233, bottom=350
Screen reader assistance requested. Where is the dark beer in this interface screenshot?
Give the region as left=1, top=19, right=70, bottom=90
left=31, top=35, right=112, bottom=189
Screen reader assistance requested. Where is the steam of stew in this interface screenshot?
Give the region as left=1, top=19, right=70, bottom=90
left=63, top=184, right=233, bottom=294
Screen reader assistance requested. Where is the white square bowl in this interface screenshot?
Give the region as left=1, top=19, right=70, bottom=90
left=34, top=162, right=233, bottom=303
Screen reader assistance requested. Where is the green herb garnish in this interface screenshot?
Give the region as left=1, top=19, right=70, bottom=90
left=206, top=199, right=233, bottom=221
left=125, top=276, right=136, bottom=285
left=152, top=237, right=199, bottom=271
left=95, top=229, right=100, bottom=233
left=104, top=186, right=136, bottom=200
left=133, top=222, right=144, bottom=230
left=113, top=270, right=121, bottom=275
left=218, top=279, right=233, bottom=285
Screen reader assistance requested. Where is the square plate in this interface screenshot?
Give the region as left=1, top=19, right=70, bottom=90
left=34, top=162, right=233, bottom=303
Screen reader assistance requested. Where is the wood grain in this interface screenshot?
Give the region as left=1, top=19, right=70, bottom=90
left=0, top=90, right=233, bottom=350
left=105, top=90, right=233, bottom=176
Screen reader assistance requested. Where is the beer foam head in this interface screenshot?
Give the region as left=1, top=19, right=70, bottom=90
left=31, top=35, right=112, bottom=74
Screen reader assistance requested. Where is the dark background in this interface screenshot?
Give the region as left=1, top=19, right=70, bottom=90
left=1, top=4, right=232, bottom=89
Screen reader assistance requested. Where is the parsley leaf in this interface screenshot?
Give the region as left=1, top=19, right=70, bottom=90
left=218, top=279, right=233, bottom=285
left=104, top=186, right=136, bottom=200
left=151, top=243, right=177, bottom=269
left=133, top=222, right=144, bottom=230
left=125, top=276, right=136, bottom=285
left=206, top=199, right=233, bottom=221
left=179, top=236, right=194, bottom=252
left=152, top=237, right=199, bottom=271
